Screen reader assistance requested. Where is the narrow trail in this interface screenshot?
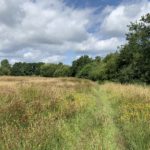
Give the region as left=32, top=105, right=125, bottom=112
left=93, top=88, right=125, bottom=150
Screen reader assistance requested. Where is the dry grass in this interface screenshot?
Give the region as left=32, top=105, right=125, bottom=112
left=0, top=77, right=150, bottom=150
left=0, top=77, right=97, bottom=150
left=102, top=83, right=150, bottom=102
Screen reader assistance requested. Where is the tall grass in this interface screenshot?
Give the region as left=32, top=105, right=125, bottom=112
left=101, top=83, right=150, bottom=150
left=0, top=77, right=150, bottom=149
left=0, top=77, right=101, bottom=150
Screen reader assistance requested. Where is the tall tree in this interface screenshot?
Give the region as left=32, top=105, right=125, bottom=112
left=0, top=59, right=11, bottom=75
left=71, top=55, right=93, bottom=76
left=117, top=13, right=150, bottom=83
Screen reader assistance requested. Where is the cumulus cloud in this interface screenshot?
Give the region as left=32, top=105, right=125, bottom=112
left=73, top=36, right=125, bottom=52
left=100, top=0, right=150, bottom=37
left=0, top=0, right=92, bottom=61
left=0, top=0, right=25, bottom=26
left=0, top=0, right=149, bottom=63
left=42, top=55, right=65, bottom=63
left=22, top=0, right=91, bottom=43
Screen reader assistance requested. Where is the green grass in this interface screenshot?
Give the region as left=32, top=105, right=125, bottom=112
left=101, top=83, right=150, bottom=150
left=0, top=77, right=150, bottom=149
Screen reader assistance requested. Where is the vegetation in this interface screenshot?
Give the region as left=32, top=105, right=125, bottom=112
left=0, top=77, right=100, bottom=150
left=0, top=77, right=150, bottom=150
left=0, top=13, right=149, bottom=84
left=0, top=59, right=11, bottom=76
left=101, top=83, right=150, bottom=150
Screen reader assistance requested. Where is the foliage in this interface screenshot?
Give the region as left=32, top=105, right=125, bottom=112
left=0, top=59, right=11, bottom=75
left=103, top=53, right=119, bottom=81
left=89, top=62, right=107, bottom=81
left=40, top=64, right=58, bottom=77
left=77, top=62, right=94, bottom=79
left=117, top=13, right=150, bottom=83
left=11, top=62, right=44, bottom=76
left=53, top=64, right=70, bottom=77
left=70, top=55, right=93, bottom=76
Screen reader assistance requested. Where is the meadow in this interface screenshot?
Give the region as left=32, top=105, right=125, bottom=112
left=0, top=77, right=150, bottom=150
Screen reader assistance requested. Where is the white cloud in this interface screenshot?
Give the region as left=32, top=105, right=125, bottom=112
left=0, top=0, right=92, bottom=54
left=42, top=55, right=65, bottom=63
left=0, top=0, right=149, bottom=63
left=100, top=0, right=150, bottom=37
left=74, top=36, right=125, bottom=52
left=0, top=0, right=25, bottom=26
left=23, top=52, right=34, bottom=58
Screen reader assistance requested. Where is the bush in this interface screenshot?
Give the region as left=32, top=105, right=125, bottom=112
left=54, top=65, right=70, bottom=77
left=40, top=64, right=58, bottom=77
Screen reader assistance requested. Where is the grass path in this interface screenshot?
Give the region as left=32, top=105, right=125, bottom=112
left=61, top=87, right=124, bottom=150
left=92, top=88, right=125, bottom=150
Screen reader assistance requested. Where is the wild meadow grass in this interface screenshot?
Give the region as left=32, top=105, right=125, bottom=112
left=0, top=77, right=102, bottom=150
left=0, top=77, right=150, bottom=150
left=101, top=83, right=150, bottom=150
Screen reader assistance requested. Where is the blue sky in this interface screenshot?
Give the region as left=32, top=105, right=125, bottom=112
left=64, top=0, right=120, bottom=8
left=0, top=0, right=149, bottom=64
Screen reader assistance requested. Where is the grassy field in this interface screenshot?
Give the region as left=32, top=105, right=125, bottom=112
left=0, top=77, right=150, bottom=150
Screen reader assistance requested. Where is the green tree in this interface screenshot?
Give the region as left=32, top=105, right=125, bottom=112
left=11, top=62, right=44, bottom=76
left=0, top=59, right=11, bottom=75
left=34, top=63, right=45, bottom=75
left=40, top=64, right=58, bottom=77
left=117, top=13, right=150, bottom=83
left=95, top=56, right=101, bottom=63
left=11, top=62, right=26, bottom=76
left=89, top=62, right=107, bottom=81
left=118, top=65, right=134, bottom=83
left=54, top=64, right=70, bottom=77
left=71, top=55, right=93, bottom=76
left=77, top=63, right=93, bottom=79
left=103, top=53, right=119, bottom=81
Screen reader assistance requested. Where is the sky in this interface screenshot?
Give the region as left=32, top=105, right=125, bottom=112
left=0, top=0, right=149, bottom=64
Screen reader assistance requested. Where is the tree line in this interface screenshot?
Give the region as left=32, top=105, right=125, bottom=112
left=0, top=13, right=149, bottom=84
